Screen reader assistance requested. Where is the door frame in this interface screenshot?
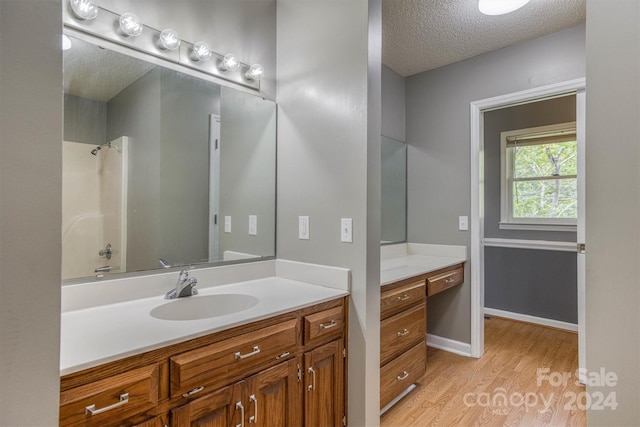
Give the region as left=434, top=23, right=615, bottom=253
left=469, top=78, right=586, bottom=359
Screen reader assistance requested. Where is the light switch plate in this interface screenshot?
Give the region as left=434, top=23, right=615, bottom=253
left=299, top=216, right=309, bottom=240
left=249, top=215, right=257, bottom=235
left=224, top=216, right=231, bottom=233
left=341, top=218, right=353, bottom=243
left=458, top=216, right=469, bottom=231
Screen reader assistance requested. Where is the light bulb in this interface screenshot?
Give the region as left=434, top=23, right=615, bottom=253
left=191, top=41, right=212, bottom=62
left=62, top=34, right=72, bottom=51
left=159, top=28, right=181, bottom=51
left=478, top=0, right=530, bottom=15
left=219, top=53, right=240, bottom=72
left=245, top=64, right=264, bottom=81
left=69, top=0, right=99, bottom=20
left=119, top=12, right=143, bottom=37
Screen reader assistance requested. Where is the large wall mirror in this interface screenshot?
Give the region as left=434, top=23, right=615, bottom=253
left=62, top=35, right=276, bottom=281
left=381, top=135, right=407, bottom=244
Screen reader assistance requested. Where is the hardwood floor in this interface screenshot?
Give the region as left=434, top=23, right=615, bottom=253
left=380, top=317, right=586, bottom=427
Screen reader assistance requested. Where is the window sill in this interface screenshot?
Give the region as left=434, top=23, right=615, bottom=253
left=498, top=222, right=577, bottom=232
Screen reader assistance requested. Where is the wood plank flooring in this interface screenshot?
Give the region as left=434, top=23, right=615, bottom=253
left=380, top=317, right=586, bottom=427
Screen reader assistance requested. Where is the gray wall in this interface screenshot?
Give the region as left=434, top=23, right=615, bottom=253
left=585, top=0, right=640, bottom=424
left=276, top=1, right=381, bottom=425
left=64, top=95, right=107, bottom=145
left=484, top=247, right=577, bottom=323
left=406, top=24, right=585, bottom=344
left=484, top=96, right=577, bottom=241
left=483, top=97, right=577, bottom=323
left=98, top=0, right=277, bottom=100
left=0, top=1, right=62, bottom=425
left=219, top=86, right=276, bottom=258
left=381, top=65, right=405, bottom=141
left=159, top=69, right=220, bottom=266
left=107, top=69, right=162, bottom=272
left=381, top=136, right=406, bottom=242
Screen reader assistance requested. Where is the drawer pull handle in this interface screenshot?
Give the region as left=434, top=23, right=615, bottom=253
left=182, top=386, right=205, bottom=398
left=444, top=277, right=456, bottom=283
left=249, top=394, right=258, bottom=423
left=236, top=401, right=245, bottom=427
left=397, top=371, right=409, bottom=381
left=319, top=320, right=338, bottom=329
left=85, top=393, right=129, bottom=416
left=308, top=367, right=316, bottom=391
left=276, top=351, right=291, bottom=360
left=235, top=345, right=260, bottom=360
left=397, top=294, right=410, bottom=301
left=397, top=328, right=410, bottom=337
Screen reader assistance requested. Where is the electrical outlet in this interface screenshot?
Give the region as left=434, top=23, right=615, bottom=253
left=299, top=216, right=309, bottom=240
left=458, top=216, right=469, bottom=231
left=341, top=218, right=353, bottom=243
left=225, top=216, right=231, bottom=233
left=249, top=215, right=257, bottom=235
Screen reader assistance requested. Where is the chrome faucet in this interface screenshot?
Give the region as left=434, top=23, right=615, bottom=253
left=165, top=269, right=198, bottom=299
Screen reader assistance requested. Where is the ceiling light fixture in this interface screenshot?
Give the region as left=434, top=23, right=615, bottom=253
left=244, top=64, right=264, bottom=81
left=119, top=13, right=143, bottom=37
left=69, top=0, right=99, bottom=20
left=219, top=53, right=240, bottom=72
left=159, top=28, right=181, bottom=51
left=191, top=41, right=212, bottom=62
left=478, top=0, right=530, bottom=15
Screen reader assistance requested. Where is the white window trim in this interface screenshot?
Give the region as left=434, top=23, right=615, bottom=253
left=500, top=121, right=577, bottom=230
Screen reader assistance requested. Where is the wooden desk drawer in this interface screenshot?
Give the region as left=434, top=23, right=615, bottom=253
left=304, top=305, right=344, bottom=345
left=60, top=364, right=160, bottom=427
left=380, top=341, right=426, bottom=409
left=380, top=302, right=426, bottom=365
left=427, top=265, right=464, bottom=296
left=381, top=280, right=426, bottom=319
left=170, top=319, right=297, bottom=398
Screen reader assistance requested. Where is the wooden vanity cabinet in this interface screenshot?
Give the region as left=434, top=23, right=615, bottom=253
left=59, top=297, right=348, bottom=427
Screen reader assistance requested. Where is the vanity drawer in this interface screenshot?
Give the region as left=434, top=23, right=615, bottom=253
left=59, top=364, right=160, bottom=427
left=170, top=319, right=298, bottom=398
left=380, top=341, right=426, bottom=409
left=427, top=265, right=464, bottom=296
left=381, top=280, right=426, bottom=319
left=304, top=305, right=344, bottom=344
left=380, top=302, right=426, bottom=365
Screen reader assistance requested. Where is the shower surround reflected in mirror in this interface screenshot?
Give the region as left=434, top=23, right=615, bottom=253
left=381, top=135, right=407, bottom=244
left=62, top=35, right=276, bottom=281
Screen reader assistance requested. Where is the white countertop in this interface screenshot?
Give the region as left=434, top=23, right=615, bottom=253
left=380, top=255, right=465, bottom=286
left=60, top=277, right=348, bottom=376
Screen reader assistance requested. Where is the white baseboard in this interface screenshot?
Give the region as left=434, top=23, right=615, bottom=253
left=484, top=307, right=578, bottom=332
left=426, top=334, right=472, bottom=357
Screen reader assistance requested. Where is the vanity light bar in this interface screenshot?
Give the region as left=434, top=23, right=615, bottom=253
left=64, top=0, right=264, bottom=90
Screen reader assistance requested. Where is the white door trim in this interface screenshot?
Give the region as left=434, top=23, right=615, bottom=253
left=469, top=78, right=586, bottom=359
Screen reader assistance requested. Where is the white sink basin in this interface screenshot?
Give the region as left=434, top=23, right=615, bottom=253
left=150, top=294, right=259, bottom=321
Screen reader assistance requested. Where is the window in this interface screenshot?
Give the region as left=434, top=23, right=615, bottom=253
left=500, top=122, right=577, bottom=230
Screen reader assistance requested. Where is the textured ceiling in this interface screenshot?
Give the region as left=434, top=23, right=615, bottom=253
left=383, top=0, right=586, bottom=76
left=64, top=37, right=154, bottom=102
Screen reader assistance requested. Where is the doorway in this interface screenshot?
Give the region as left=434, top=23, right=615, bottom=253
left=469, top=78, right=586, bottom=373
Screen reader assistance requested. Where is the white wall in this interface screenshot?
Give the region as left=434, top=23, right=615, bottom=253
left=585, top=0, right=640, bottom=424
left=276, top=1, right=381, bottom=425
left=0, top=1, right=63, bottom=425
left=405, top=24, right=586, bottom=343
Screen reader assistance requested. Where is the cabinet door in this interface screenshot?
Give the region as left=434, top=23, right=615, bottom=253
left=132, top=414, right=168, bottom=427
left=244, top=358, right=302, bottom=427
left=303, top=339, right=344, bottom=427
left=170, top=383, right=242, bottom=427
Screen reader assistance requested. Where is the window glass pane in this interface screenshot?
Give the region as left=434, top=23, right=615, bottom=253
left=513, top=141, right=577, bottom=179
left=513, top=178, right=577, bottom=219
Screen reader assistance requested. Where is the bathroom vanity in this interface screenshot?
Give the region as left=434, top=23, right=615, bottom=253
left=379, top=244, right=466, bottom=411
left=59, top=265, right=349, bottom=427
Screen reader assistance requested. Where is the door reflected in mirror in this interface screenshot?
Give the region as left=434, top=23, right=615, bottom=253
left=62, top=35, right=276, bottom=281
left=381, top=136, right=407, bottom=244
